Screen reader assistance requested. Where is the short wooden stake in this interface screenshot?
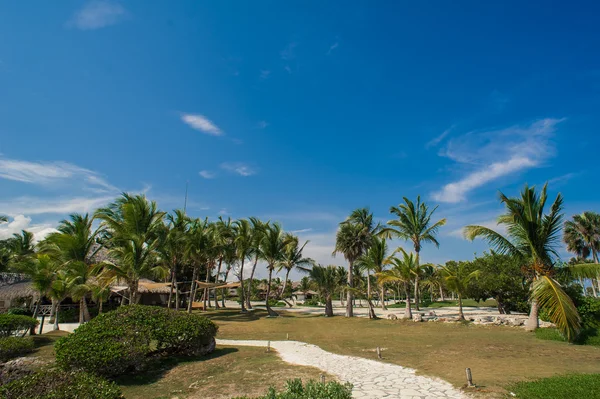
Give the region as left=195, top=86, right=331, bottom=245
left=286, top=333, right=289, bottom=340
left=465, top=367, right=475, bottom=387
left=320, top=374, right=325, bottom=384
left=376, top=346, right=382, bottom=359
left=267, top=341, right=270, bottom=352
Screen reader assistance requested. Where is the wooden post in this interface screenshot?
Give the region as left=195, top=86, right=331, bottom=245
left=465, top=368, right=474, bottom=387
left=376, top=346, right=382, bottom=359
left=286, top=333, right=289, bottom=340
left=267, top=341, right=270, bottom=352
left=320, top=374, right=325, bottom=384
left=38, top=315, right=45, bottom=335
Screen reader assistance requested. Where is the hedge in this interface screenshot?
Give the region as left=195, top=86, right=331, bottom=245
left=233, top=379, right=353, bottom=399
left=0, top=337, right=35, bottom=362
left=0, top=315, right=38, bottom=338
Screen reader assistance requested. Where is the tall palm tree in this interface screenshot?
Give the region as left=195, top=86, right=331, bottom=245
left=185, top=218, right=212, bottom=313
left=278, top=234, right=313, bottom=305
left=95, top=193, right=167, bottom=304
left=379, top=197, right=446, bottom=311
left=159, top=209, right=190, bottom=310
left=309, top=265, right=341, bottom=317
left=233, top=219, right=253, bottom=312
left=41, top=213, right=102, bottom=323
left=439, top=262, right=480, bottom=320
left=377, top=248, right=419, bottom=319
left=7, top=230, right=36, bottom=266
left=260, top=223, right=290, bottom=317
left=464, top=183, right=599, bottom=341
left=246, top=217, right=268, bottom=310
left=356, top=237, right=388, bottom=310
left=564, top=211, right=600, bottom=297
left=213, top=216, right=234, bottom=309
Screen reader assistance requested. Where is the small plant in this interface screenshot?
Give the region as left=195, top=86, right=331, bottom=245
left=0, top=337, right=35, bottom=362
left=0, top=314, right=38, bottom=338
left=232, top=379, right=353, bottom=399
left=0, top=369, right=124, bottom=399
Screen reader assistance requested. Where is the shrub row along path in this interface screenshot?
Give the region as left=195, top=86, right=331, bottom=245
left=217, top=339, right=468, bottom=399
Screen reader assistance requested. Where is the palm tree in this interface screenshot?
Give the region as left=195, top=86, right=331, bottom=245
left=233, top=219, right=253, bottom=312
left=89, top=279, right=111, bottom=314
left=278, top=234, right=313, bottom=305
left=439, top=262, right=480, bottom=320
left=309, top=265, right=340, bottom=317
left=379, top=197, right=446, bottom=311
left=377, top=248, right=419, bottom=319
left=260, top=223, right=290, bottom=317
left=213, top=216, right=234, bottom=309
left=159, top=210, right=190, bottom=310
left=95, top=193, right=167, bottom=304
left=8, top=230, right=36, bottom=266
left=464, top=183, right=598, bottom=341
left=356, top=237, right=388, bottom=311
left=246, top=217, right=268, bottom=310
left=564, top=212, right=600, bottom=297
left=41, top=213, right=102, bottom=323
left=185, top=218, right=212, bottom=313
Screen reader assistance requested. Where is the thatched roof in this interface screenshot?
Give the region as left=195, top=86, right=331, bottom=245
left=0, top=281, right=40, bottom=302
left=110, top=278, right=175, bottom=295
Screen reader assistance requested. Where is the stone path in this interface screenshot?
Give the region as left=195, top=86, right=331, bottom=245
left=217, top=339, right=468, bottom=399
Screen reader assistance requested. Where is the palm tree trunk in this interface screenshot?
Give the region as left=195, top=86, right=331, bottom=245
left=380, top=286, right=387, bottom=310
left=204, top=264, right=212, bottom=309
left=187, top=265, right=199, bottom=313
left=404, top=283, right=412, bottom=319
left=367, top=269, right=372, bottom=302
left=414, top=249, right=421, bottom=310
left=346, top=261, right=354, bottom=317
left=54, top=301, right=61, bottom=330
left=325, top=294, right=334, bottom=317
left=168, top=265, right=176, bottom=309
left=265, top=267, right=279, bottom=317
left=30, top=299, right=41, bottom=335
left=239, top=259, right=247, bottom=313
left=246, top=255, right=259, bottom=310
left=222, top=266, right=230, bottom=308
left=79, top=298, right=85, bottom=323
left=457, top=293, right=465, bottom=320
left=439, top=285, right=445, bottom=301
left=49, top=299, right=56, bottom=323
left=525, top=298, right=540, bottom=331
left=214, top=258, right=223, bottom=309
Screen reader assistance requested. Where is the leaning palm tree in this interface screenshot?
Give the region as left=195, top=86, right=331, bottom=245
left=260, top=223, right=290, bottom=317
left=377, top=248, right=419, bottom=319
left=95, top=193, right=167, bottom=304
left=564, top=211, right=600, bottom=297
left=310, top=265, right=341, bottom=317
left=41, top=213, right=102, bottom=323
left=356, top=237, right=389, bottom=311
left=464, top=183, right=600, bottom=341
left=233, top=219, right=253, bottom=312
left=379, top=197, right=446, bottom=311
left=439, top=261, right=480, bottom=320
left=277, top=234, right=313, bottom=305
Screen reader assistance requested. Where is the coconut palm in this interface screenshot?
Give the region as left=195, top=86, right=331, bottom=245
left=277, top=234, right=313, bottom=305
left=246, top=217, right=268, bottom=310
left=377, top=248, right=419, bottom=319
left=464, top=183, right=599, bottom=341
left=159, top=209, right=190, bottom=310
left=89, top=279, right=111, bottom=314
left=356, top=237, right=388, bottom=311
left=185, top=218, right=213, bottom=313
left=233, top=219, right=253, bottom=312
left=212, top=216, right=234, bottom=309
left=260, top=223, right=291, bottom=317
left=379, top=197, right=446, bottom=311
left=7, top=230, right=36, bottom=267
left=439, top=261, right=480, bottom=320
left=310, top=265, right=341, bottom=317
left=41, top=213, right=102, bottom=323
left=564, top=211, right=600, bottom=297
left=95, top=193, right=167, bottom=304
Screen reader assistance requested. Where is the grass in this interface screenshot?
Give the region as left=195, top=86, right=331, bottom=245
left=535, top=326, right=600, bottom=346
left=508, top=374, right=600, bottom=399
left=386, top=299, right=497, bottom=308
left=204, top=309, right=600, bottom=398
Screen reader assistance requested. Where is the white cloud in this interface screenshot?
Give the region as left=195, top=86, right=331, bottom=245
left=68, top=0, right=126, bottom=30
left=0, top=215, right=57, bottom=242
left=257, top=121, right=269, bottom=129
left=181, top=114, right=223, bottom=136
left=280, top=42, right=297, bottom=60
left=0, top=196, right=114, bottom=217
left=218, top=208, right=229, bottom=215
left=260, top=70, right=271, bottom=80
left=327, top=42, right=339, bottom=55
left=199, top=170, right=216, bottom=179
left=432, top=118, right=563, bottom=203
left=291, top=228, right=313, bottom=234
left=220, top=162, right=257, bottom=177
left=0, top=157, right=118, bottom=192
left=426, top=126, right=453, bottom=148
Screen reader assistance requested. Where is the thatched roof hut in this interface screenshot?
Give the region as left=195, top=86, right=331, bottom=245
left=109, top=278, right=175, bottom=295
left=0, top=281, right=39, bottom=308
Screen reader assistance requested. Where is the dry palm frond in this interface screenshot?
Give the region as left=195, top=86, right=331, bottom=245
left=532, top=275, right=581, bottom=341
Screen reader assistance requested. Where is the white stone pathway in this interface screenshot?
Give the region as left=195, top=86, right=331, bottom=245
left=217, top=339, right=469, bottom=399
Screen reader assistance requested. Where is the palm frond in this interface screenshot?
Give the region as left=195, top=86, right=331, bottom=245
left=531, top=276, right=581, bottom=342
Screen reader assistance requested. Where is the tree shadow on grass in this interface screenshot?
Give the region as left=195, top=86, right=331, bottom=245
left=116, top=347, right=239, bottom=387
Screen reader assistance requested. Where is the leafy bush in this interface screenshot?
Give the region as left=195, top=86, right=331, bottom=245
left=303, top=298, right=320, bottom=307
left=233, top=379, right=353, bottom=399
left=0, top=337, right=35, bottom=362
left=0, top=369, right=124, bottom=399
left=55, top=305, right=218, bottom=377
left=420, top=291, right=433, bottom=307
left=0, top=315, right=38, bottom=338
left=6, top=308, right=33, bottom=317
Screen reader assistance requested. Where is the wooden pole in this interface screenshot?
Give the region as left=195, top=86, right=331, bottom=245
left=286, top=333, right=289, bottom=340
left=376, top=346, right=382, bottom=359
left=320, top=374, right=325, bottom=384
left=38, top=315, right=45, bottom=335
left=466, top=368, right=474, bottom=387
left=267, top=341, right=270, bottom=352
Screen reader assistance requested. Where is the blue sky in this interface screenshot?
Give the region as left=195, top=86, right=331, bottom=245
left=1, top=1, right=599, bottom=279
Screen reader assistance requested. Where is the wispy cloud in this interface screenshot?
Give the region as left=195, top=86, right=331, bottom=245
left=260, top=70, right=271, bottom=80
left=0, top=196, right=114, bottom=217
left=291, top=228, right=313, bottom=234
left=327, top=42, right=339, bottom=55
left=447, top=219, right=507, bottom=239
left=547, top=172, right=580, bottom=186
left=68, top=0, right=127, bottom=30
left=257, top=121, right=269, bottom=129
left=220, top=162, right=257, bottom=177
left=199, top=170, right=216, bottom=179
left=0, top=158, right=117, bottom=192
left=432, top=118, right=563, bottom=203
left=181, top=113, right=223, bottom=136
left=284, top=65, right=292, bottom=74
left=280, top=42, right=298, bottom=60
left=426, top=126, right=454, bottom=149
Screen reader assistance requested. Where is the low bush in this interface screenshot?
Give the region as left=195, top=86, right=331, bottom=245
left=55, top=305, right=218, bottom=377
left=6, top=308, right=33, bottom=317
left=0, top=369, right=124, bottom=399
left=303, top=298, right=321, bottom=307
left=233, top=379, right=353, bottom=399
left=0, top=337, right=35, bottom=362
left=0, top=315, right=38, bottom=338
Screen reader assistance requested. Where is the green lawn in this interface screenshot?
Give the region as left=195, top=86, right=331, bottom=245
left=386, top=298, right=497, bottom=309
left=508, top=374, right=600, bottom=399
left=535, top=326, right=600, bottom=346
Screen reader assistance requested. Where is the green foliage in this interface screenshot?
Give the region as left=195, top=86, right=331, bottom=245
left=233, top=379, right=353, bottom=399
left=0, top=337, right=35, bottom=362
left=6, top=308, right=33, bottom=317
left=303, top=298, right=320, bottom=307
left=0, top=369, right=124, bottom=399
left=55, top=305, right=218, bottom=377
left=420, top=291, right=433, bottom=307
left=0, top=314, right=38, bottom=337
left=508, top=373, right=600, bottom=399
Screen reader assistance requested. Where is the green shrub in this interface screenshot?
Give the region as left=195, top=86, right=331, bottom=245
left=303, top=298, right=320, bottom=307
left=6, top=308, right=33, bottom=317
left=0, top=369, right=124, bottom=399
left=0, top=315, right=38, bottom=338
left=233, top=379, right=353, bottom=399
left=55, top=305, right=218, bottom=377
left=0, top=337, right=35, bottom=362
